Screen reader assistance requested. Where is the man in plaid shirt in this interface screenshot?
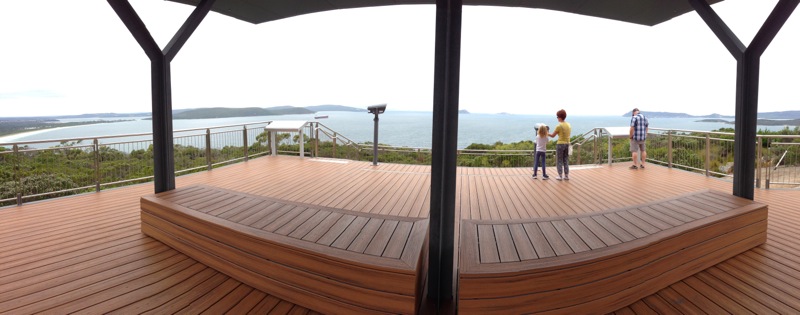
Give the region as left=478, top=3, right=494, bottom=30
left=629, top=108, right=649, bottom=169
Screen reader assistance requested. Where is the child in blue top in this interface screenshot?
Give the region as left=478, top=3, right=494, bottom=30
left=532, top=124, right=549, bottom=179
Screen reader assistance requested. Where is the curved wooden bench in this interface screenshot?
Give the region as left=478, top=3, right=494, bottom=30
left=458, top=190, right=767, bottom=314
left=141, top=185, right=428, bottom=314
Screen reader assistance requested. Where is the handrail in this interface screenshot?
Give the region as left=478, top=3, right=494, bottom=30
left=0, top=120, right=274, bottom=147
left=2, top=122, right=798, bottom=208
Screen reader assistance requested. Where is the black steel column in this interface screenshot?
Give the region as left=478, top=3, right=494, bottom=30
left=108, top=0, right=216, bottom=193
left=372, top=112, right=379, bottom=166
left=426, top=0, right=461, bottom=313
left=690, top=0, right=798, bottom=200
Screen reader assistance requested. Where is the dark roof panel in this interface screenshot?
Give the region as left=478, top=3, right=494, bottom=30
left=167, top=0, right=724, bottom=26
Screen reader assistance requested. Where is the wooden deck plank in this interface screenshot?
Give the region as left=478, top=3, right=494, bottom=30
left=578, top=216, right=623, bottom=246
left=478, top=224, right=500, bottom=263
left=382, top=221, right=413, bottom=259
left=551, top=220, right=590, bottom=253
left=508, top=223, right=538, bottom=260
left=114, top=267, right=217, bottom=313
left=138, top=273, right=230, bottom=315
left=346, top=218, right=384, bottom=253
left=522, top=222, right=556, bottom=258
left=692, top=271, right=780, bottom=314
left=364, top=220, right=399, bottom=256
left=605, top=212, right=649, bottom=239
left=301, top=212, right=345, bottom=243
left=564, top=218, right=607, bottom=250
left=493, top=224, right=521, bottom=262
left=1, top=157, right=798, bottom=314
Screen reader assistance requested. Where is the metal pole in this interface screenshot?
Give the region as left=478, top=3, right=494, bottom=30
left=756, top=136, right=762, bottom=188
left=373, top=112, right=379, bottom=166
left=690, top=0, right=798, bottom=199
left=206, top=129, right=212, bottom=171
left=705, top=133, right=711, bottom=177
left=607, top=133, right=612, bottom=166
left=593, top=129, right=598, bottom=163
left=426, top=0, right=461, bottom=312
left=243, top=126, right=249, bottom=162
left=332, top=132, right=337, bottom=158
left=108, top=0, right=216, bottom=193
left=315, top=123, right=319, bottom=158
left=13, top=144, right=21, bottom=206
left=94, top=139, right=101, bottom=192
left=668, top=131, right=673, bottom=168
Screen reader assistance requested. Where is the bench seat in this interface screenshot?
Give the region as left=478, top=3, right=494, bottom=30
left=458, top=190, right=768, bottom=314
left=141, top=185, right=428, bottom=314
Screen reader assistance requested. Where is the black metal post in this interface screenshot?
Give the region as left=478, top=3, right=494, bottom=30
left=373, top=112, right=379, bottom=166
left=108, top=0, right=215, bottom=193
left=425, top=0, right=461, bottom=313
left=689, top=0, right=798, bottom=200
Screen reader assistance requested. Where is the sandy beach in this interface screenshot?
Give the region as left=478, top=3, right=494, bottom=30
left=0, top=127, right=71, bottom=145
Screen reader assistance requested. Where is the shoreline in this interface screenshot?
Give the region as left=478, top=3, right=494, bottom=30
left=0, top=126, right=75, bottom=144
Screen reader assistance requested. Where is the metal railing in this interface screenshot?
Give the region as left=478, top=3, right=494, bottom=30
left=3, top=123, right=797, bottom=207
left=0, top=121, right=274, bottom=206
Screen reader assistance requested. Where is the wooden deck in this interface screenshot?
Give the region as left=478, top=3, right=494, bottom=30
left=1, top=155, right=799, bottom=314
left=141, top=185, right=428, bottom=314
left=458, top=190, right=767, bottom=314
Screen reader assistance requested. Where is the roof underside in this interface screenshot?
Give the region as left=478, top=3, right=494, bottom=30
left=166, top=0, right=725, bottom=26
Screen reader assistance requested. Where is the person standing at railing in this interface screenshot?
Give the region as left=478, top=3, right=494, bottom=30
left=549, top=109, right=571, bottom=180
left=629, top=108, right=649, bottom=170
left=532, top=124, right=550, bottom=180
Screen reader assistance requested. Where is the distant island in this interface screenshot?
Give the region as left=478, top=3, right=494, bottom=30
left=622, top=110, right=800, bottom=120
left=169, top=105, right=362, bottom=120
left=696, top=118, right=800, bottom=126
left=621, top=111, right=733, bottom=119
left=459, top=109, right=470, bottom=114
left=0, top=105, right=364, bottom=136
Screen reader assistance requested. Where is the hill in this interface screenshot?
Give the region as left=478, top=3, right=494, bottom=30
left=620, top=111, right=732, bottom=118
left=757, top=111, right=800, bottom=119
left=305, top=105, right=362, bottom=112
left=622, top=110, right=800, bottom=119
left=173, top=107, right=313, bottom=119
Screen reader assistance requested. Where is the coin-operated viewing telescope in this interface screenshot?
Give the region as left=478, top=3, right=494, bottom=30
left=367, top=104, right=387, bottom=166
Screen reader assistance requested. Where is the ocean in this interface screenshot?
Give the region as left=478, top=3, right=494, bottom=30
left=0, top=111, right=788, bottom=149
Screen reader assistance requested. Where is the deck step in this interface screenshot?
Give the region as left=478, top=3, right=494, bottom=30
left=141, top=185, right=428, bottom=314
left=458, top=190, right=768, bottom=314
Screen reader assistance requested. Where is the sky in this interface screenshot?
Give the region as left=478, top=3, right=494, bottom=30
left=0, top=0, right=797, bottom=117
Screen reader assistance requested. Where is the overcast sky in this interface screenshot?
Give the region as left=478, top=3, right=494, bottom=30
left=0, top=0, right=797, bottom=117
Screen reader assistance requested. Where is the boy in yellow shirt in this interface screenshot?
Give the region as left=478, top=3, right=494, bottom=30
left=549, top=109, right=571, bottom=180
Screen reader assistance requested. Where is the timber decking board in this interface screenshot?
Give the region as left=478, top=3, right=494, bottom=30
left=458, top=190, right=768, bottom=314
left=1, top=156, right=799, bottom=314
left=141, top=184, right=428, bottom=314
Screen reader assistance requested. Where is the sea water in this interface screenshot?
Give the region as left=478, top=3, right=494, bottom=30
left=0, top=111, right=789, bottom=149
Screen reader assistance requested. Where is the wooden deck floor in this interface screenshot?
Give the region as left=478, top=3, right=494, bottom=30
left=1, top=155, right=799, bottom=314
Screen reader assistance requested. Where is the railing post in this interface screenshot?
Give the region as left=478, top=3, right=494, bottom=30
left=94, top=139, right=101, bottom=192
left=756, top=136, right=762, bottom=188
left=576, top=144, right=582, bottom=165
left=314, top=123, right=319, bottom=158
left=705, top=133, right=711, bottom=177
left=593, top=129, right=598, bottom=164
left=607, top=132, right=612, bottom=166
left=243, top=126, right=249, bottom=162
left=205, top=129, right=212, bottom=171
left=668, top=131, right=673, bottom=168
left=13, top=144, right=22, bottom=206
left=267, top=131, right=273, bottom=156
left=332, top=132, right=337, bottom=158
